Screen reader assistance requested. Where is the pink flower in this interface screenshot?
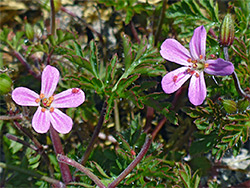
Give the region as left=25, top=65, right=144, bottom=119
left=12, top=65, right=85, bottom=134
left=160, top=26, right=234, bottom=105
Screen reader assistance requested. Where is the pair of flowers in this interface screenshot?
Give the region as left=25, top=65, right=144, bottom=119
left=12, top=25, right=234, bottom=134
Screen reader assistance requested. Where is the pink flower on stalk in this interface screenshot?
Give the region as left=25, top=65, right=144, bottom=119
left=160, top=25, right=234, bottom=105
left=12, top=65, right=85, bottom=134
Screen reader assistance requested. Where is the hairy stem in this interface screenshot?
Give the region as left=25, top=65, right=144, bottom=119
left=57, top=154, right=106, bottom=188
left=80, top=101, right=107, bottom=166
left=50, top=127, right=72, bottom=183
left=0, top=162, right=65, bottom=188
left=128, top=21, right=140, bottom=43
left=108, top=135, right=152, bottom=188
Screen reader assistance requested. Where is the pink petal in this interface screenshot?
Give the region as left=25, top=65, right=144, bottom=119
left=161, top=67, right=191, bottom=94
left=160, top=39, right=191, bottom=66
left=188, top=72, right=206, bottom=106
left=52, top=88, right=85, bottom=108
left=12, top=87, right=39, bottom=106
left=189, top=26, right=206, bottom=60
left=32, top=107, right=51, bottom=133
left=49, top=109, right=73, bottom=134
left=205, top=58, right=234, bottom=76
left=41, top=65, right=60, bottom=97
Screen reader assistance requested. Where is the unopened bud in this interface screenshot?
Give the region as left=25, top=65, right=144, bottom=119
left=25, top=22, right=34, bottom=41
left=219, top=13, right=235, bottom=46
left=0, top=73, right=12, bottom=95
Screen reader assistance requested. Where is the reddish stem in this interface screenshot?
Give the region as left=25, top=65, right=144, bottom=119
left=49, top=127, right=72, bottom=183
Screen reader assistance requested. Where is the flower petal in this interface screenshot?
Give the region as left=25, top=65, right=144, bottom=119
left=52, top=88, right=85, bottom=108
left=205, top=58, right=234, bottom=76
left=12, top=87, right=39, bottom=106
left=160, top=39, right=191, bottom=66
left=32, top=107, right=51, bottom=133
left=188, top=72, right=206, bottom=106
left=189, top=25, right=206, bottom=60
left=41, top=65, right=60, bottom=97
left=161, top=67, right=191, bottom=94
left=49, top=109, right=73, bottom=134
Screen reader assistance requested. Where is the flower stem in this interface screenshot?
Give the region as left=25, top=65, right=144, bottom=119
left=223, top=46, right=250, bottom=99
left=80, top=101, right=107, bottom=166
left=0, top=162, right=65, bottom=188
left=114, top=99, right=121, bottom=132
left=108, top=135, right=152, bottom=188
left=128, top=21, right=140, bottom=43
left=57, top=154, right=106, bottom=188
left=49, top=127, right=72, bottom=183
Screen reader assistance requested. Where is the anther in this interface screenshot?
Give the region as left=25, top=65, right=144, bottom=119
left=187, top=58, right=192, bottom=63
left=35, top=98, right=40, bottom=103
left=190, top=71, right=195, bottom=75
left=205, top=63, right=209, bottom=68
left=50, top=107, right=54, bottom=113
left=40, top=93, right=45, bottom=99
left=199, top=55, right=203, bottom=59
left=187, top=68, right=191, bottom=73
left=195, top=73, right=200, bottom=77
left=72, top=88, right=80, bottom=93
left=193, top=64, right=197, bottom=68
left=41, top=108, right=46, bottom=112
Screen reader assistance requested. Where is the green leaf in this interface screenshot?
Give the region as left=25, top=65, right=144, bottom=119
left=116, top=74, right=140, bottom=95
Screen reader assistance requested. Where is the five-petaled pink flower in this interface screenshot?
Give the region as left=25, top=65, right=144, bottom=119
left=12, top=65, right=85, bottom=134
left=160, top=25, right=234, bottom=105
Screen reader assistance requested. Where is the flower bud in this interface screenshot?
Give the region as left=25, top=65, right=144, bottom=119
left=219, top=13, right=235, bottom=46
left=25, top=22, right=34, bottom=41
left=0, top=73, right=12, bottom=95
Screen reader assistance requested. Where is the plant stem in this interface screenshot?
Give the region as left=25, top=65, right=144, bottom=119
left=50, top=0, right=56, bottom=36
left=108, top=135, right=152, bottom=188
left=57, top=154, right=106, bottom=188
left=114, top=99, right=121, bottom=132
left=0, top=114, right=23, bottom=120
left=154, top=0, right=167, bottom=45
left=128, top=21, right=140, bottom=43
left=80, top=101, right=107, bottom=165
left=49, top=127, right=72, bottom=183
left=5, top=133, right=38, bottom=151
left=223, top=46, right=250, bottom=100
left=0, top=162, right=65, bottom=188
left=12, top=50, right=40, bottom=79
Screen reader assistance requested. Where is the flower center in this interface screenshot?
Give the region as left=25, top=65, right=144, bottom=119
left=187, top=55, right=209, bottom=73
left=35, top=93, right=54, bottom=112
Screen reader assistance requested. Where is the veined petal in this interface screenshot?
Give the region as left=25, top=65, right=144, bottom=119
left=189, top=26, right=206, bottom=60
left=188, top=72, right=206, bottom=106
left=205, top=58, right=234, bottom=76
left=32, top=107, right=51, bottom=133
left=49, top=109, right=73, bottom=134
left=41, top=65, right=60, bottom=97
left=160, top=39, right=191, bottom=66
left=52, top=88, right=85, bottom=108
left=161, top=67, right=191, bottom=94
left=12, top=87, right=39, bottom=106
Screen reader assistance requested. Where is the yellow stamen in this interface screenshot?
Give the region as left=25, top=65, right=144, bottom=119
left=193, top=64, right=197, bottom=68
